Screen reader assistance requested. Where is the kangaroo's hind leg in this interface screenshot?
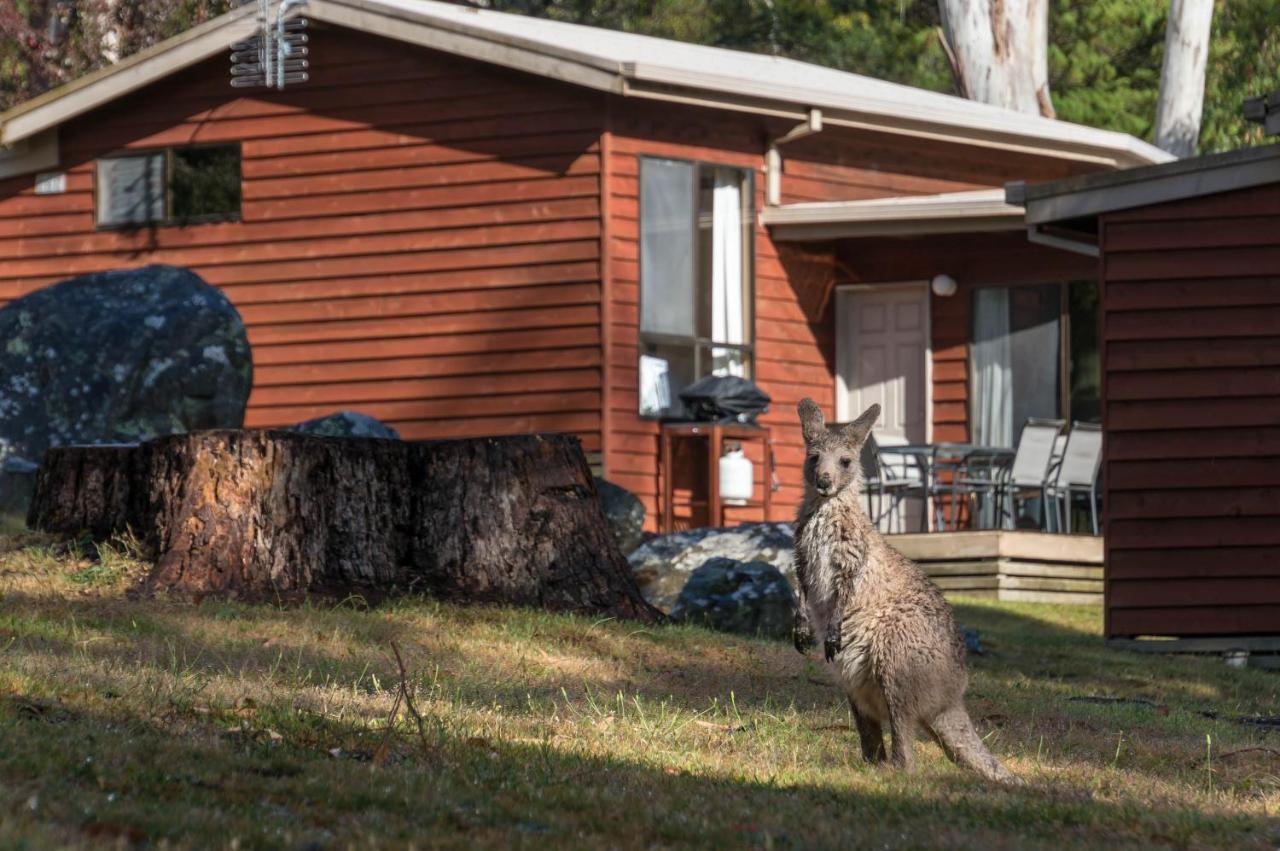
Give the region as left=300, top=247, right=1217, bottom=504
left=887, top=711, right=918, bottom=770
left=848, top=696, right=886, bottom=764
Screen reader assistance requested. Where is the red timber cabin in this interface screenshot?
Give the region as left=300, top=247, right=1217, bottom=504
left=1013, top=144, right=1280, bottom=644
left=0, top=0, right=1170, bottom=531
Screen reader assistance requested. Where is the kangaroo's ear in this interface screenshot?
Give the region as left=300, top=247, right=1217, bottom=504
left=841, top=403, right=880, bottom=447
left=797, top=398, right=826, bottom=445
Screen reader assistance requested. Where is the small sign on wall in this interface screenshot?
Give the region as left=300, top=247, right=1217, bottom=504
left=34, top=172, right=66, bottom=195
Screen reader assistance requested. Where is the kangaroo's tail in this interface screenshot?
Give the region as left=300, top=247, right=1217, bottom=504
left=931, top=705, right=1023, bottom=785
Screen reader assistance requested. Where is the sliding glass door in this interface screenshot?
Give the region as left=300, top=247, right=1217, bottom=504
left=970, top=282, right=1099, bottom=447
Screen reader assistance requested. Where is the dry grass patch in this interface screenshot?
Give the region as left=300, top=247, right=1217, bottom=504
left=0, top=532, right=1277, bottom=849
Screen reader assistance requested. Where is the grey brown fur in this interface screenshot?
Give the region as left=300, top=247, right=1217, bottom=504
left=792, top=398, right=1020, bottom=784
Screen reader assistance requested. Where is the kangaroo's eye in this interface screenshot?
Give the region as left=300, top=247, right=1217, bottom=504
left=808, top=453, right=820, bottom=463
left=840, top=457, right=852, bottom=468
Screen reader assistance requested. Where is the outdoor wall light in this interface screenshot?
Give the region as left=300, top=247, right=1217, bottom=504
left=930, top=274, right=958, bottom=297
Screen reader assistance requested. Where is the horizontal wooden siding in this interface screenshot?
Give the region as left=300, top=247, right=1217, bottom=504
left=1101, top=182, right=1280, bottom=637
left=0, top=26, right=606, bottom=449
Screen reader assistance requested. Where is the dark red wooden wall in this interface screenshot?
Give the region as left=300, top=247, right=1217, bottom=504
left=0, top=18, right=1105, bottom=530
left=1100, top=181, right=1280, bottom=637
left=0, top=26, right=609, bottom=451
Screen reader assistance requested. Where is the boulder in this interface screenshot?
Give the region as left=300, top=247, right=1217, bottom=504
left=627, top=522, right=794, bottom=612
left=290, top=411, right=400, bottom=440
left=0, top=265, right=252, bottom=502
left=670, top=557, right=796, bottom=639
left=960, top=625, right=983, bottom=655
left=593, top=478, right=645, bottom=555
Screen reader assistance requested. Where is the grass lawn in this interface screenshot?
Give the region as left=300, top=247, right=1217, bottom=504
left=1, top=532, right=1278, bottom=849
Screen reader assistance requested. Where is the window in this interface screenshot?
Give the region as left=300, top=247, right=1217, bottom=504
left=638, top=158, right=753, bottom=418
left=970, top=281, right=1099, bottom=446
left=97, top=144, right=241, bottom=227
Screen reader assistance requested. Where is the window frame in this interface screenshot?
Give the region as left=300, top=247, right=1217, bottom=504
left=636, top=155, right=756, bottom=420
left=94, top=142, right=243, bottom=230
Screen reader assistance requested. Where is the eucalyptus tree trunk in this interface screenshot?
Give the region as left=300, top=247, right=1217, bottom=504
left=1155, top=0, right=1215, bottom=157
left=29, top=430, right=661, bottom=622
left=937, top=0, right=1054, bottom=118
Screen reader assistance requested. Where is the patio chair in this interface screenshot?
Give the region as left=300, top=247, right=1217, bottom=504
left=1047, top=432, right=1067, bottom=483
left=1045, top=422, right=1103, bottom=535
left=925, top=443, right=974, bottom=531
left=950, top=447, right=1013, bottom=530
left=998, top=418, right=1065, bottom=531
left=860, top=434, right=925, bottom=532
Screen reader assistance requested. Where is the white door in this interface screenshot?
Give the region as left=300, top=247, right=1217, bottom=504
left=837, top=284, right=930, bottom=531
left=837, top=285, right=929, bottom=441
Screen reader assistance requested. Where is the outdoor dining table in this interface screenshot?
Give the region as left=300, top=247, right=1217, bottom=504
left=886, top=442, right=1016, bottom=532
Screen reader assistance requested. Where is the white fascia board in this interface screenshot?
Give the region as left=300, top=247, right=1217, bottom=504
left=309, top=0, right=626, bottom=94
left=770, top=215, right=1025, bottom=241
left=625, top=62, right=1172, bottom=168
left=762, top=190, right=1025, bottom=240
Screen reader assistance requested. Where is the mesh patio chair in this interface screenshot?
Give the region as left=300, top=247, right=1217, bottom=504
left=1046, top=422, right=1103, bottom=535
left=1047, top=432, right=1067, bottom=483
left=998, top=418, right=1065, bottom=531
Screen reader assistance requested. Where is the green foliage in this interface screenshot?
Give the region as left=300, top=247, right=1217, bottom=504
left=0, top=0, right=239, bottom=112
left=1202, top=0, right=1280, bottom=152
left=1049, top=0, right=1166, bottom=140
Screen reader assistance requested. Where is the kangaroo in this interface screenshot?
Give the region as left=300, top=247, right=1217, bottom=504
left=792, top=398, right=1021, bottom=784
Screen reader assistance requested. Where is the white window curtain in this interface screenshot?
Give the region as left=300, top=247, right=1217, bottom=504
left=709, top=168, right=744, bottom=376
left=972, top=287, right=1012, bottom=447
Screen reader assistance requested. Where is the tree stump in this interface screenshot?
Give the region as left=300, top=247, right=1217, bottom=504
left=28, top=431, right=660, bottom=622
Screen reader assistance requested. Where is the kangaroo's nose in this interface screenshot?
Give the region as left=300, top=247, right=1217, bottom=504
left=816, top=473, right=832, bottom=490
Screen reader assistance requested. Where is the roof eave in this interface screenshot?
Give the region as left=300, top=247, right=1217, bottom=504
left=308, top=0, right=627, bottom=92
left=625, top=65, right=1173, bottom=169
left=0, top=4, right=261, bottom=147
left=1012, top=143, right=1280, bottom=225
left=762, top=193, right=1025, bottom=241
left=0, top=0, right=1170, bottom=175
left=768, top=215, right=1025, bottom=241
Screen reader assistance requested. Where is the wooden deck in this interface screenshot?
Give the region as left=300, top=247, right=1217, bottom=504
left=888, top=530, right=1104, bottom=604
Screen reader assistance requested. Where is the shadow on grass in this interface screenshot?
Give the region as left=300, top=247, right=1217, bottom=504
left=951, top=598, right=1278, bottom=712
left=0, top=689, right=1271, bottom=851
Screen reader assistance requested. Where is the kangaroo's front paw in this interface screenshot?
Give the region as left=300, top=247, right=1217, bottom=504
left=793, top=619, right=816, bottom=655
left=823, top=623, right=842, bottom=663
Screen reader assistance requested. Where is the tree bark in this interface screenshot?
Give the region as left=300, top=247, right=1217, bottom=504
left=937, top=0, right=1054, bottom=117
left=1155, top=0, right=1215, bottom=158
left=28, top=430, right=660, bottom=622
